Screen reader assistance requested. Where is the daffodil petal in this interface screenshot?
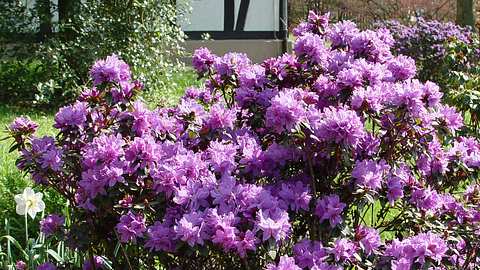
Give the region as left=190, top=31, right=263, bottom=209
left=36, top=200, right=46, bottom=212
left=16, top=204, right=26, bottom=216
left=14, top=194, right=24, bottom=204
left=24, top=187, right=34, bottom=197
left=28, top=207, right=36, bottom=219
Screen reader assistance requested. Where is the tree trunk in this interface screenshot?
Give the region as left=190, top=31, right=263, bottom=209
left=58, top=0, right=74, bottom=23
left=58, top=0, right=76, bottom=39
left=36, top=0, right=53, bottom=41
left=457, top=0, right=477, bottom=29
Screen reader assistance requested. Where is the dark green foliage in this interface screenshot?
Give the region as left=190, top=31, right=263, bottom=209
left=440, top=38, right=480, bottom=133
left=0, top=0, right=185, bottom=108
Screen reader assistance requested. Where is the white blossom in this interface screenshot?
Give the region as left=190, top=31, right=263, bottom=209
left=14, top=187, right=45, bottom=219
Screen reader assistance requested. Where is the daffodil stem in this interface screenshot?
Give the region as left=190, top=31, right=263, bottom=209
left=25, top=213, right=33, bottom=270
left=24, top=214, right=28, bottom=248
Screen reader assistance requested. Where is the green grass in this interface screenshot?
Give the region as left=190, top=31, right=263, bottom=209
left=141, top=68, right=202, bottom=108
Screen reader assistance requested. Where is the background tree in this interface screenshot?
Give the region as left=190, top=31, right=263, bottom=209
left=35, top=0, right=53, bottom=40
left=456, top=0, right=477, bottom=28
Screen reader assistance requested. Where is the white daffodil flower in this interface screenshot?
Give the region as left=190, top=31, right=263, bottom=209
left=14, top=187, right=45, bottom=219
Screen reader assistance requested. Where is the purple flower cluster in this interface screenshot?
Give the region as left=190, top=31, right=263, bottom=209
left=381, top=18, right=473, bottom=59
left=385, top=232, right=448, bottom=268
left=40, top=214, right=65, bottom=236
left=315, top=194, right=345, bottom=227
left=379, top=18, right=476, bottom=82
left=37, top=262, right=57, bottom=270
left=15, top=261, right=27, bottom=270
left=54, top=101, right=88, bottom=130
left=82, top=256, right=104, bottom=270
left=266, top=256, right=301, bottom=270
left=16, top=136, right=63, bottom=184
left=8, top=116, right=38, bottom=136
left=9, top=12, right=480, bottom=269
left=266, top=88, right=307, bottom=133
left=89, top=54, right=131, bottom=85
left=352, top=159, right=389, bottom=191
left=116, top=211, right=146, bottom=243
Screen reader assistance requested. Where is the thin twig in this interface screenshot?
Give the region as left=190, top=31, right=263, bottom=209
left=114, top=230, right=133, bottom=270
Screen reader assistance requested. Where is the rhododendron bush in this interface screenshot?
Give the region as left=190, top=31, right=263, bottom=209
left=379, top=18, right=480, bottom=134
left=8, top=12, right=480, bottom=269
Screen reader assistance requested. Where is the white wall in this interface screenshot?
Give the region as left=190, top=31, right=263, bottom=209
left=177, top=0, right=280, bottom=32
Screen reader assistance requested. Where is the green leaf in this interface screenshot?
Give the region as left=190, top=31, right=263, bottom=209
left=8, top=144, right=19, bottom=153
left=268, top=249, right=277, bottom=260
left=267, top=238, right=277, bottom=260
left=47, top=249, right=63, bottom=263
left=113, top=242, right=121, bottom=257
left=0, top=236, right=28, bottom=259
left=101, top=257, right=114, bottom=270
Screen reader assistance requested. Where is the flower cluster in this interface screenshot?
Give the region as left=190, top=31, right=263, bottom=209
left=380, top=18, right=480, bottom=136
left=382, top=18, right=473, bottom=57
left=378, top=18, right=479, bottom=83
left=40, top=214, right=65, bottom=236
left=9, top=11, right=480, bottom=269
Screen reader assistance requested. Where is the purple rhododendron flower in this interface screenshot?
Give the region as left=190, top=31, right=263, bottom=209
left=438, top=105, right=463, bottom=132
left=174, top=211, right=207, bottom=247
left=235, top=230, right=257, bottom=258
left=293, top=239, right=328, bottom=268
left=37, top=262, right=57, bottom=270
left=21, top=136, right=63, bottom=173
left=309, top=106, right=365, bottom=147
left=54, top=101, right=88, bottom=130
left=352, top=159, right=389, bottom=191
left=256, top=209, right=291, bottom=242
left=205, top=103, right=236, bottom=130
left=315, top=194, right=346, bottom=227
left=355, top=226, right=381, bottom=255
left=294, top=33, right=329, bottom=66
left=328, top=20, right=359, bottom=48
left=266, top=255, right=301, bottom=270
left=207, top=140, right=237, bottom=175
left=385, top=232, right=447, bottom=266
left=145, top=221, right=176, bottom=252
left=40, top=214, right=65, bottom=236
left=277, top=181, right=312, bottom=212
left=330, top=238, right=357, bottom=262
left=116, top=211, right=146, bottom=243
left=192, top=47, right=217, bottom=75
left=15, top=261, right=27, bottom=270
left=82, top=256, right=104, bottom=270
left=238, top=64, right=266, bottom=88
left=266, top=88, right=307, bottom=134
left=410, top=187, right=441, bottom=213
left=337, top=67, right=363, bottom=88
left=9, top=117, right=38, bottom=136
left=214, top=52, right=250, bottom=77
left=387, top=55, right=416, bottom=81
left=422, top=81, right=443, bottom=107
left=90, top=54, right=131, bottom=85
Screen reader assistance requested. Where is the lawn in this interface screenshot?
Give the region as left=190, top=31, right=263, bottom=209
left=140, top=68, right=201, bottom=108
